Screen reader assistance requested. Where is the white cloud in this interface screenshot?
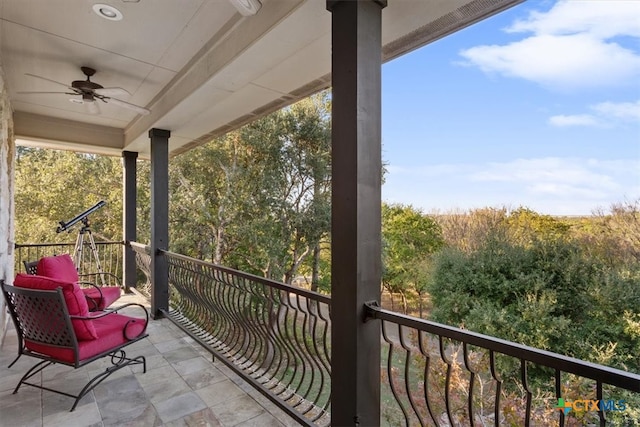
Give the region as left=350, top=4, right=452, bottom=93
left=386, top=163, right=463, bottom=177
left=507, top=1, right=640, bottom=39
left=471, top=157, right=630, bottom=195
left=459, top=1, right=640, bottom=89
left=382, top=158, right=639, bottom=215
left=549, top=99, right=640, bottom=127
left=548, top=114, right=602, bottom=127
left=591, top=100, right=640, bottom=121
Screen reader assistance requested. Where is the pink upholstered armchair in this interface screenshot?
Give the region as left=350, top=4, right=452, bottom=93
left=2, top=276, right=148, bottom=411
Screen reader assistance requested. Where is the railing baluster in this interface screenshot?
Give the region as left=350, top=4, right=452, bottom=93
left=462, top=342, right=475, bottom=427
left=597, top=381, right=605, bottom=427
left=382, top=320, right=410, bottom=427
left=490, top=350, right=501, bottom=427
left=439, top=335, right=456, bottom=427
left=555, top=368, right=564, bottom=427
left=417, top=330, right=439, bottom=426
left=397, top=323, right=425, bottom=427
left=521, top=359, right=532, bottom=427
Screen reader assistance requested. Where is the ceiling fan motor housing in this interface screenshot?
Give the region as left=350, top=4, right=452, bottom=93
left=72, top=67, right=103, bottom=92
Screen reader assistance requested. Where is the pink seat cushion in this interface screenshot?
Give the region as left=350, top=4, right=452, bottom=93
left=83, top=286, right=121, bottom=310
left=14, top=273, right=98, bottom=340
left=25, top=312, right=147, bottom=364
left=37, top=254, right=79, bottom=283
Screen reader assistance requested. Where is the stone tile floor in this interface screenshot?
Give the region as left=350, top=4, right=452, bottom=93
left=0, top=291, right=300, bottom=427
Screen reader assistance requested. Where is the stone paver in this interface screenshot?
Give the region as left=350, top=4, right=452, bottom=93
left=0, top=291, right=293, bottom=426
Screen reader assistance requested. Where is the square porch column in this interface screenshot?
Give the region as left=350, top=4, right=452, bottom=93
left=327, top=1, right=386, bottom=425
left=122, top=150, right=137, bottom=293
left=149, top=128, right=170, bottom=318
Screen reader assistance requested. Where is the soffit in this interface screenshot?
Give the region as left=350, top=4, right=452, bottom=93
left=1, top=0, right=522, bottom=158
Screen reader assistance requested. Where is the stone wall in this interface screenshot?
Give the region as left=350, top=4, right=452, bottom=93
left=0, top=60, right=15, bottom=343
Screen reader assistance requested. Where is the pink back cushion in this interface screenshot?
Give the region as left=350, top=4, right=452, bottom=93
left=37, top=254, right=79, bottom=283
left=14, top=273, right=98, bottom=340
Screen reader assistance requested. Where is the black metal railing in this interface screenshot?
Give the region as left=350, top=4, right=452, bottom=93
left=14, top=242, right=124, bottom=285
left=129, top=243, right=639, bottom=426
left=129, top=242, right=152, bottom=296
left=130, top=244, right=332, bottom=426
left=366, top=302, right=640, bottom=427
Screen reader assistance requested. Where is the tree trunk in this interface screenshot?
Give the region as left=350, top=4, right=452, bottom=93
left=311, top=242, right=320, bottom=293
left=400, top=291, right=408, bottom=314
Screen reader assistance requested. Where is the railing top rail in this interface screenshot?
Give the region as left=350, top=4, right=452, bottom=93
left=15, top=241, right=123, bottom=248
left=160, top=248, right=332, bottom=304
left=366, top=302, right=640, bottom=392
left=128, top=241, right=151, bottom=254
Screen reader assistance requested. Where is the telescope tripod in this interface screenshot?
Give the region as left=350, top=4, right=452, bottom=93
left=73, top=217, right=106, bottom=286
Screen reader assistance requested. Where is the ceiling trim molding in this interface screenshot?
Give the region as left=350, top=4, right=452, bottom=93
left=14, top=111, right=124, bottom=156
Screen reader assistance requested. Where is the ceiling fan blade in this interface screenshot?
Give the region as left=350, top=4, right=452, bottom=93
left=17, top=91, right=70, bottom=95
left=24, top=73, right=72, bottom=89
left=107, top=97, right=150, bottom=115
left=84, top=100, right=100, bottom=115
left=94, top=87, right=130, bottom=97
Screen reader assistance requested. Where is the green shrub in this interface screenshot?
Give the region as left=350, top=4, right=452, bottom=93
left=429, top=236, right=640, bottom=374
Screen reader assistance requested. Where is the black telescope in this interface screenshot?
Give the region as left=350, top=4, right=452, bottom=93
left=56, top=201, right=106, bottom=233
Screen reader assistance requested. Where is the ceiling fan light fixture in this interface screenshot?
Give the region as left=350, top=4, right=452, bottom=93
left=229, top=0, right=261, bottom=16
left=93, top=4, right=123, bottom=21
left=69, top=99, right=84, bottom=104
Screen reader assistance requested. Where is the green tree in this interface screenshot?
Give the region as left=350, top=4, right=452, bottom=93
left=382, top=203, right=444, bottom=314
left=428, top=227, right=640, bottom=374
left=579, top=199, right=640, bottom=267
left=166, top=92, right=331, bottom=284
left=506, top=207, right=571, bottom=245
left=15, top=147, right=122, bottom=244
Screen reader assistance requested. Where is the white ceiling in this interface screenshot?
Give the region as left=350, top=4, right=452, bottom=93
left=1, top=0, right=522, bottom=158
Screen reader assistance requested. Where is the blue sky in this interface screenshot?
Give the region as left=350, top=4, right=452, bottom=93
left=381, top=0, right=640, bottom=216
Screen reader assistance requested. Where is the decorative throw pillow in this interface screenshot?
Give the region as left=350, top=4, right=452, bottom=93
left=36, top=254, right=79, bottom=283
left=14, top=273, right=98, bottom=340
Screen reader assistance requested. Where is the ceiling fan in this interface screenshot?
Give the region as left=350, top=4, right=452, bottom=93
left=19, top=66, right=150, bottom=116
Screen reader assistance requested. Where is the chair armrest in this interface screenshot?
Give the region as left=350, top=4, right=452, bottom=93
left=79, top=272, right=122, bottom=287
left=76, top=281, right=103, bottom=311
left=70, top=303, right=149, bottom=340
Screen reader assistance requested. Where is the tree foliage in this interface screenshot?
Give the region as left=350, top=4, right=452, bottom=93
left=382, top=203, right=444, bottom=313
left=166, top=92, right=331, bottom=283
left=15, top=147, right=122, bottom=243
left=428, top=205, right=640, bottom=373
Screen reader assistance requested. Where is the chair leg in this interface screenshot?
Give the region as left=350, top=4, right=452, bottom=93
left=7, top=353, right=22, bottom=368
left=70, top=350, right=146, bottom=412
left=12, top=351, right=146, bottom=412
left=13, top=360, right=54, bottom=394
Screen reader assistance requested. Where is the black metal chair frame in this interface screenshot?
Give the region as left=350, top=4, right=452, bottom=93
left=1, top=280, right=149, bottom=411
left=22, top=259, right=121, bottom=311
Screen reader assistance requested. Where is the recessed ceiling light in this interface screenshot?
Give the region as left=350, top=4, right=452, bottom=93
left=93, top=4, right=123, bottom=21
